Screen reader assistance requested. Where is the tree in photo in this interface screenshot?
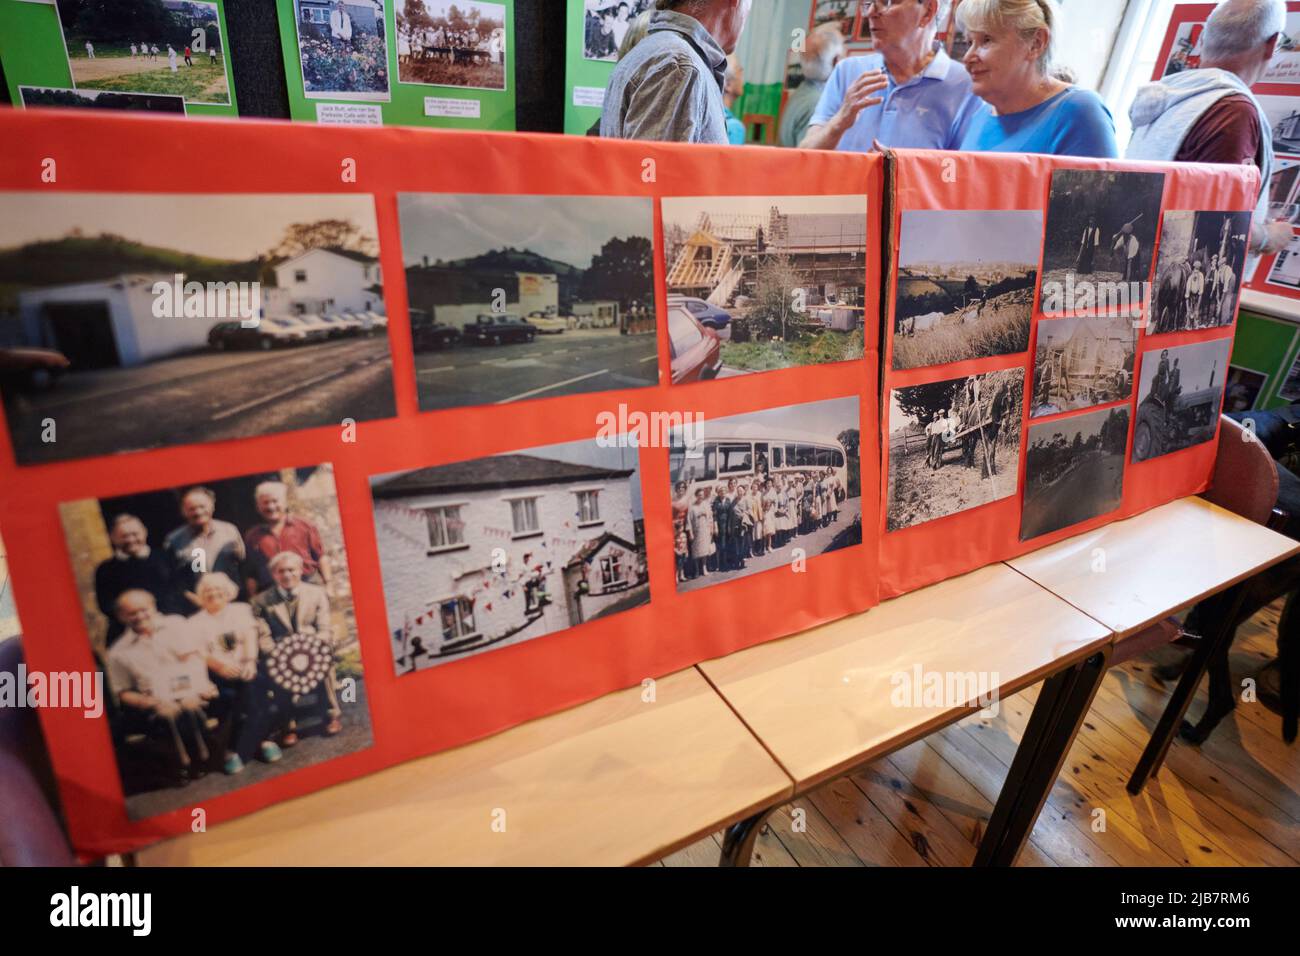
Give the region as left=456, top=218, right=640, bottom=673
left=580, top=235, right=653, bottom=310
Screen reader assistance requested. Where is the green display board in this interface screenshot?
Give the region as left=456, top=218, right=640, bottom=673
left=0, top=0, right=238, bottom=117
left=1231, top=309, right=1300, bottom=409
left=563, top=0, right=625, bottom=135
left=276, top=0, right=515, bottom=129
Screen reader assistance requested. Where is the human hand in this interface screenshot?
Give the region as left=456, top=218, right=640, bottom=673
left=154, top=700, right=181, bottom=719
left=0, top=348, right=70, bottom=372
left=832, top=71, right=888, bottom=131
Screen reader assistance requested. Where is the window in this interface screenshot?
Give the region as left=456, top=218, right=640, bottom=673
left=576, top=490, right=601, bottom=525
left=600, top=552, right=626, bottom=587
left=1098, top=0, right=1179, bottom=149
left=772, top=446, right=783, bottom=468
left=719, top=442, right=753, bottom=474
left=302, top=7, right=328, bottom=24
left=438, top=596, right=477, bottom=641
left=510, top=497, right=540, bottom=536
left=668, top=306, right=703, bottom=358
left=424, top=505, right=464, bottom=550
left=294, top=269, right=307, bottom=283
left=833, top=450, right=845, bottom=468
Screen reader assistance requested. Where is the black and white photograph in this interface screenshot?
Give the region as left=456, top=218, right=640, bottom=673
left=1039, top=169, right=1167, bottom=311
left=372, top=439, right=648, bottom=674
left=1132, top=337, right=1233, bottom=462
left=1149, top=210, right=1250, bottom=333
left=1031, top=315, right=1136, bottom=416
left=292, top=0, right=390, bottom=100
left=55, top=0, right=231, bottom=106
left=59, top=464, right=372, bottom=819
left=19, top=85, right=187, bottom=113
left=1265, top=231, right=1300, bottom=290
left=1020, top=405, right=1129, bottom=540
left=892, top=209, right=1039, bottom=371
left=396, top=0, right=508, bottom=91
left=887, top=368, right=1023, bottom=531
left=398, top=193, right=658, bottom=412
left=0, top=192, right=395, bottom=464
left=1224, top=365, right=1268, bottom=412
left=670, top=397, right=862, bottom=593
left=662, top=195, right=868, bottom=378
left=582, top=0, right=653, bottom=62
left=1260, top=93, right=1300, bottom=156
left=1161, top=21, right=1203, bottom=76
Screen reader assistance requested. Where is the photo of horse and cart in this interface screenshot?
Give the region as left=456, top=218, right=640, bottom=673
left=1149, top=210, right=1251, bottom=334
left=887, top=368, right=1023, bottom=531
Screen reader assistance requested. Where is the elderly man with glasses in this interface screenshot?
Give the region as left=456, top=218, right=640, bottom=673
left=801, top=0, right=980, bottom=151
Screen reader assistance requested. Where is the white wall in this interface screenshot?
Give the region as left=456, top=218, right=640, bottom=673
left=273, top=249, right=381, bottom=314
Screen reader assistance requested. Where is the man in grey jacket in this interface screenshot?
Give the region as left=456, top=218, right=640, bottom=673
left=601, top=0, right=753, bottom=144
left=1127, top=0, right=1291, bottom=272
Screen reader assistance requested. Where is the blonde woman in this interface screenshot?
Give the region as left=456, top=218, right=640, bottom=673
left=956, top=0, right=1117, bottom=156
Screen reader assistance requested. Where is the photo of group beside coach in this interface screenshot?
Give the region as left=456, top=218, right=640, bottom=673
left=59, top=464, right=371, bottom=820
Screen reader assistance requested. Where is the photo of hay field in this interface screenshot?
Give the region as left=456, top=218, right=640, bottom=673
left=891, top=210, right=1039, bottom=371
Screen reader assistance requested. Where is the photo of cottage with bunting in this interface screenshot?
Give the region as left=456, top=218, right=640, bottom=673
left=369, top=439, right=648, bottom=674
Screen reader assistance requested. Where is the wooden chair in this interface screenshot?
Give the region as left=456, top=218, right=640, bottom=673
left=1123, top=415, right=1295, bottom=794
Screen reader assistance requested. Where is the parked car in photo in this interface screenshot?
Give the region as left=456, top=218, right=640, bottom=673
left=208, top=318, right=309, bottom=351
left=280, top=314, right=332, bottom=342
left=668, top=302, right=722, bottom=384
left=356, top=311, right=388, bottom=334
left=462, top=314, right=538, bottom=345
left=320, top=313, right=363, bottom=337
left=669, top=294, right=732, bottom=336
left=412, top=317, right=461, bottom=351
left=528, top=311, right=567, bottom=334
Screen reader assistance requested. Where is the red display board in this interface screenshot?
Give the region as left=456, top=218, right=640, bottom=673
left=0, top=110, right=881, bottom=857
left=878, top=149, right=1256, bottom=597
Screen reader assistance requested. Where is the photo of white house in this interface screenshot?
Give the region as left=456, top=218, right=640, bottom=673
left=370, top=439, right=649, bottom=674
left=272, top=247, right=385, bottom=315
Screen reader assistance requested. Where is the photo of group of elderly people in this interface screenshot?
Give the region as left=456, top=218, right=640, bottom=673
left=669, top=396, right=862, bottom=593
left=59, top=464, right=370, bottom=820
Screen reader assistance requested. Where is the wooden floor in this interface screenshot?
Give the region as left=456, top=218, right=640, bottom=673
left=658, top=601, right=1300, bottom=867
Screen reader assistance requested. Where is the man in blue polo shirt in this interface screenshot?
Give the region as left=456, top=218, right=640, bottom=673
left=800, top=0, right=982, bottom=151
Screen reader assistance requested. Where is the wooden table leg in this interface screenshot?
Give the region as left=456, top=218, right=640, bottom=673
left=974, top=648, right=1110, bottom=867
left=718, top=807, right=776, bottom=867
left=1128, top=583, right=1249, bottom=794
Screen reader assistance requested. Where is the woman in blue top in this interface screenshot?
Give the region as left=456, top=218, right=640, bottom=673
left=957, top=0, right=1118, bottom=158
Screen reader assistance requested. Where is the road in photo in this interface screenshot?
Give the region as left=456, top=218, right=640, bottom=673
left=6, top=337, right=394, bottom=463
left=415, top=327, right=656, bottom=408
left=1021, top=405, right=1128, bottom=540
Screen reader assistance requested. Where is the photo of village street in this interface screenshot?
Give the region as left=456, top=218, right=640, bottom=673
left=662, top=195, right=868, bottom=379
left=0, top=192, right=395, bottom=464
left=398, top=193, right=659, bottom=411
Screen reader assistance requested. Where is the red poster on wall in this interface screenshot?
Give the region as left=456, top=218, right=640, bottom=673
left=0, top=110, right=882, bottom=858
left=877, top=148, right=1256, bottom=597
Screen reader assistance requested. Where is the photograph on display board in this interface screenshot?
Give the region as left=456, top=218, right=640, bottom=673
left=396, top=0, right=508, bottom=91
left=372, top=439, right=648, bottom=674
left=1020, top=405, right=1129, bottom=540
left=669, top=397, right=862, bottom=593
left=1039, top=169, right=1166, bottom=313
left=18, top=85, right=186, bottom=113
left=853, top=0, right=872, bottom=42
left=1259, top=94, right=1300, bottom=156
left=886, top=368, right=1023, bottom=531
left=291, top=0, right=390, bottom=100
left=1030, top=315, right=1136, bottom=417
left=1224, top=364, right=1269, bottom=411
left=59, top=464, right=373, bottom=819
left=812, top=0, right=857, bottom=37
left=398, top=193, right=658, bottom=411
left=1265, top=232, right=1300, bottom=289
left=662, top=195, right=868, bottom=378
left=891, top=209, right=1039, bottom=371
left=54, top=0, right=231, bottom=106
left=0, top=192, right=396, bottom=465
left=1132, top=337, right=1233, bottom=462
left=1149, top=210, right=1251, bottom=334
left=1279, top=349, right=1300, bottom=401
left=1263, top=12, right=1300, bottom=83
left=581, top=0, right=654, bottom=62
left=1269, top=159, right=1300, bottom=207
left=1161, top=21, right=1204, bottom=76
